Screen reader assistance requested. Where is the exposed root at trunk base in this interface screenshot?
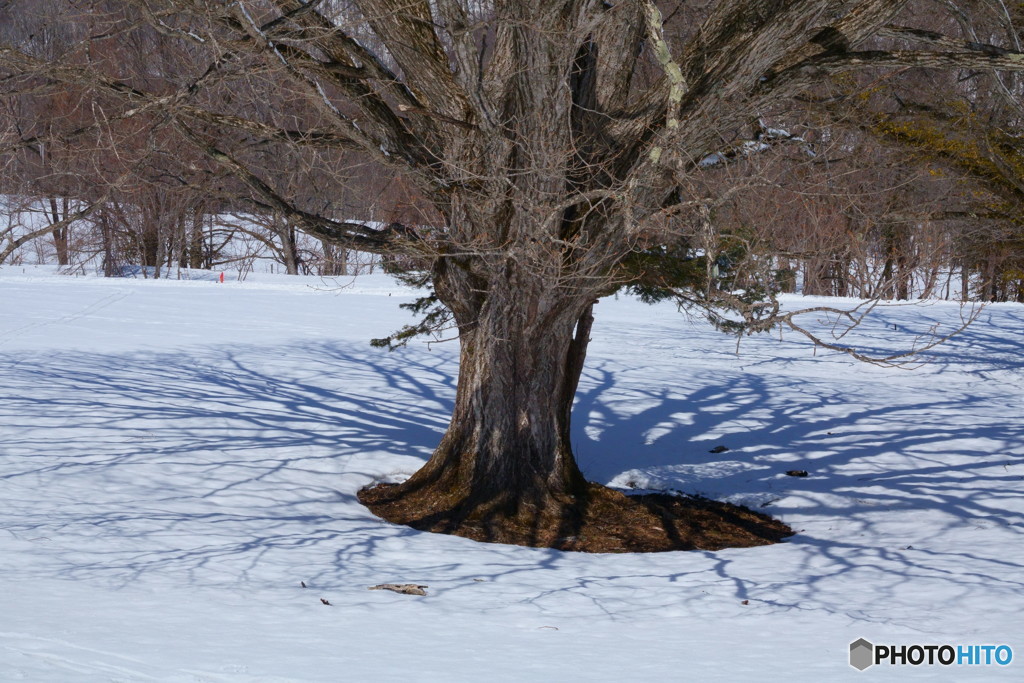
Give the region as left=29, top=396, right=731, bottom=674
left=359, top=481, right=794, bottom=553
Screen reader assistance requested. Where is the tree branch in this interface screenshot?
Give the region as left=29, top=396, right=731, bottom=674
left=172, top=120, right=425, bottom=256
left=770, top=49, right=1024, bottom=92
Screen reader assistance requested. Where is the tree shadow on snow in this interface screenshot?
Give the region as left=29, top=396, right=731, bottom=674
left=0, top=341, right=455, bottom=588
left=564, top=310, right=1024, bottom=626
left=1, top=317, right=1022, bottom=627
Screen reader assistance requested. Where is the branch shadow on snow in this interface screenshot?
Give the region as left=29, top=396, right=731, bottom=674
left=565, top=308, right=1024, bottom=626
left=0, top=341, right=455, bottom=587
left=571, top=363, right=1024, bottom=622
left=0, top=313, right=1022, bottom=627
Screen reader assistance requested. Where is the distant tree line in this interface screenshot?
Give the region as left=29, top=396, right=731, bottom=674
left=0, top=0, right=428, bottom=277
left=1, top=0, right=1021, bottom=300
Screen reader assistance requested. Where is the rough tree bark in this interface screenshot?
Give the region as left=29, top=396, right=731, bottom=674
left=363, top=260, right=596, bottom=535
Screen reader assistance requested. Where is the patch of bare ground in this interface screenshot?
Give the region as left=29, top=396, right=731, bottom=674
left=359, top=482, right=793, bottom=553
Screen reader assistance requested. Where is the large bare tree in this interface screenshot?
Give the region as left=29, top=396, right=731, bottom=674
left=2, top=0, right=1021, bottom=549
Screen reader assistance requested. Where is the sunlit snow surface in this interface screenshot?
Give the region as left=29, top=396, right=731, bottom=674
left=1, top=266, right=1022, bottom=681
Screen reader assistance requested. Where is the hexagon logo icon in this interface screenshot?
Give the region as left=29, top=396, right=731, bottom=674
left=850, top=638, right=874, bottom=671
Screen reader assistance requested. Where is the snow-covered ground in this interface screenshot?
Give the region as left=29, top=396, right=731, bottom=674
left=1, top=265, right=1022, bottom=681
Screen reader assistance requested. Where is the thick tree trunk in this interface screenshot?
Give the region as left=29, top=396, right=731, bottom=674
left=361, top=259, right=596, bottom=541
left=359, top=263, right=792, bottom=551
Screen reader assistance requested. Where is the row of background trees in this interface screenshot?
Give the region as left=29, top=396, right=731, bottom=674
left=0, top=0, right=425, bottom=279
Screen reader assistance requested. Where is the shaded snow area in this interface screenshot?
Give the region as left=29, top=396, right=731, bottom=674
left=1, top=265, right=1022, bottom=681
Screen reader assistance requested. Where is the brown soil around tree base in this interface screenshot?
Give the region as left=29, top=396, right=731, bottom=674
left=358, top=481, right=794, bottom=553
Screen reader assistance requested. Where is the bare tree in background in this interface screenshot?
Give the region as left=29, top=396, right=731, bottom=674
left=2, top=0, right=1022, bottom=549
left=796, top=0, right=1024, bottom=301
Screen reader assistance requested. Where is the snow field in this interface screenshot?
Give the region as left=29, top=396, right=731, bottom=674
left=1, top=266, right=1022, bottom=681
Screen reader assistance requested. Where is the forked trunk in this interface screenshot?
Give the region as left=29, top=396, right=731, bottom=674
left=359, top=260, right=793, bottom=552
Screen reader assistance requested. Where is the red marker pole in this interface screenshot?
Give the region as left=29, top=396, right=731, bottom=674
left=219, top=272, right=225, bottom=283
